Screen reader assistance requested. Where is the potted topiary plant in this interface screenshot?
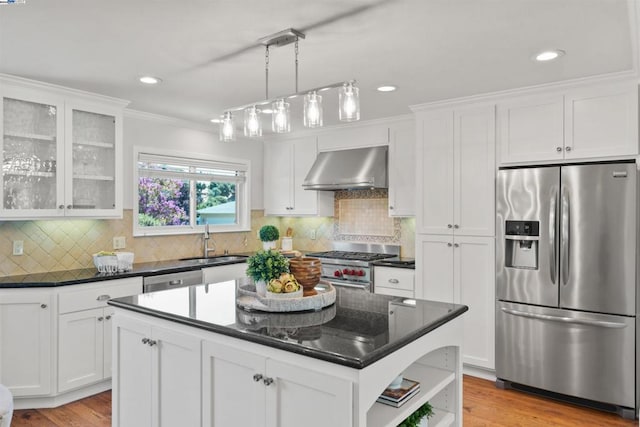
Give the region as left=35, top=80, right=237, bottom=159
left=259, top=225, right=280, bottom=250
left=398, top=401, right=434, bottom=427
left=245, top=249, right=289, bottom=296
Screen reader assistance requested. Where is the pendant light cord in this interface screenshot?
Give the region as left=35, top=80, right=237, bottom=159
left=265, top=45, right=270, bottom=99
left=294, top=39, right=299, bottom=93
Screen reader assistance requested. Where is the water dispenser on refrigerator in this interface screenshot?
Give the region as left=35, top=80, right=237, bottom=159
left=504, top=220, right=539, bottom=270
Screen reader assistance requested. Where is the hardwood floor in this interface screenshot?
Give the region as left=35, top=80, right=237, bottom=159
left=11, top=376, right=639, bottom=426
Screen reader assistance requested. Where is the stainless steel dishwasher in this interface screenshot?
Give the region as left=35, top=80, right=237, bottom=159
left=143, top=270, right=203, bottom=293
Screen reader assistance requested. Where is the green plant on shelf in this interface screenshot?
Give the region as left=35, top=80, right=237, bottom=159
left=398, top=401, right=434, bottom=427
left=259, top=224, right=279, bottom=242
left=245, top=249, right=289, bottom=283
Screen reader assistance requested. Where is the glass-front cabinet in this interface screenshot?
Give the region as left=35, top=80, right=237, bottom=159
left=0, top=77, right=126, bottom=219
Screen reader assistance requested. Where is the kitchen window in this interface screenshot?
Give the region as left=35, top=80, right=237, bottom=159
left=134, top=148, right=250, bottom=236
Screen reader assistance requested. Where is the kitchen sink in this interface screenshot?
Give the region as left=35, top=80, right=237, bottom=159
left=179, top=255, right=248, bottom=264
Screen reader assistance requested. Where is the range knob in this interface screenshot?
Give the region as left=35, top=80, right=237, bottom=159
left=334, top=270, right=342, bottom=277
left=343, top=268, right=350, bottom=275
left=357, top=270, right=365, bottom=277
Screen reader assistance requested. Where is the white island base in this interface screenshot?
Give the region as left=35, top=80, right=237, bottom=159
left=112, top=309, right=462, bottom=427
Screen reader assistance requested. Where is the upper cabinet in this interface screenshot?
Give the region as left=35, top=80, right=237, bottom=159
left=263, top=136, right=333, bottom=217
left=499, top=81, right=638, bottom=165
left=388, top=119, right=415, bottom=217
left=0, top=76, right=128, bottom=219
left=415, top=104, right=495, bottom=237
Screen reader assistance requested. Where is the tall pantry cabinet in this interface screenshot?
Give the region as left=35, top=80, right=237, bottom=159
left=412, top=103, right=496, bottom=371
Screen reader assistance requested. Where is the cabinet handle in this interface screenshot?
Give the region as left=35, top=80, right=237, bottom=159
left=97, top=316, right=104, bottom=322
left=148, top=339, right=157, bottom=346
left=40, top=303, right=48, bottom=309
left=565, top=146, right=572, bottom=152
left=96, top=294, right=111, bottom=301
left=388, top=279, right=399, bottom=284
left=454, top=243, right=459, bottom=248
left=447, top=224, right=453, bottom=229
left=253, top=374, right=263, bottom=382
left=389, top=206, right=394, bottom=210
left=105, top=315, right=112, bottom=320
left=58, top=205, right=65, bottom=209
left=67, top=204, right=72, bottom=209
left=263, top=377, right=274, bottom=386
left=454, top=224, right=459, bottom=229
left=141, top=338, right=150, bottom=344
left=556, top=147, right=562, bottom=152
left=169, top=280, right=183, bottom=286
left=447, top=243, right=453, bottom=247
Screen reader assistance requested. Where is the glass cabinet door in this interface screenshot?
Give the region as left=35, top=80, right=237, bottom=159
left=1, top=95, right=64, bottom=217
left=66, top=107, right=119, bottom=215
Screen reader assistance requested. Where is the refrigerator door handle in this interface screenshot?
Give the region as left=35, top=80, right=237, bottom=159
left=549, top=189, right=557, bottom=285
left=500, top=307, right=627, bottom=329
left=561, top=187, right=570, bottom=285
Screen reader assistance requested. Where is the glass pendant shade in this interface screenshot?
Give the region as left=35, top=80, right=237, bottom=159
left=303, top=91, right=323, bottom=128
left=219, top=112, right=235, bottom=141
left=339, top=82, right=360, bottom=122
left=243, top=106, right=262, bottom=137
left=272, top=99, right=291, bottom=133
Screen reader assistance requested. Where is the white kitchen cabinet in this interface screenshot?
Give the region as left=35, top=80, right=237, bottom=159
left=373, top=266, right=415, bottom=298
left=416, top=234, right=495, bottom=370
left=0, top=289, right=53, bottom=397
left=113, top=314, right=201, bottom=427
left=202, top=262, right=247, bottom=284
left=263, top=136, right=333, bottom=217
left=57, top=278, right=142, bottom=393
left=202, top=340, right=352, bottom=427
left=416, top=104, right=495, bottom=237
left=316, top=121, right=389, bottom=151
left=499, top=81, right=638, bottom=164
left=0, top=75, right=127, bottom=219
left=388, top=119, right=415, bottom=217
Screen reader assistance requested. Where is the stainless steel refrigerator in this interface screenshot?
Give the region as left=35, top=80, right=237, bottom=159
left=496, top=162, right=638, bottom=418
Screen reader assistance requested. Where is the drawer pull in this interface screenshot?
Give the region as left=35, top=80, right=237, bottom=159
left=142, top=338, right=149, bottom=344
left=40, top=303, right=48, bottom=309
left=253, top=374, right=263, bottom=382
left=147, top=339, right=157, bottom=347
left=169, top=280, right=183, bottom=286
left=96, top=294, right=111, bottom=302
left=105, top=315, right=112, bottom=320
left=388, top=279, right=399, bottom=284
left=97, top=316, right=104, bottom=322
left=263, top=377, right=274, bottom=386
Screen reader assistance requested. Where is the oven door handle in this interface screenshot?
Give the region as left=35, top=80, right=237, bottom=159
left=326, top=278, right=369, bottom=291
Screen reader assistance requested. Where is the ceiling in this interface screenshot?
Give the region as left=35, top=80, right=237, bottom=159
left=0, top=0, right=636, bottom=132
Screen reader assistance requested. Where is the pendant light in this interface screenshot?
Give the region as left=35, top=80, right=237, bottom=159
left=272, top=99, right=290, bottom=133
left=219, top=111, right=235, bottom=142
left=339, top=82, right=360, bottom=122
left=303, top=91, right=323, bottom=128
left=243, top=106, right=262, bottom=137
left=217, top=28, right=360, bottom=137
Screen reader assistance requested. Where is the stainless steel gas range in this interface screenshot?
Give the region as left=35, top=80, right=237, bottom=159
left=306, top=243, right=400, bottom=292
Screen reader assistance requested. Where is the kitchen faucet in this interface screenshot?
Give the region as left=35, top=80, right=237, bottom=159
left=203, top=224, right=216, bottom=258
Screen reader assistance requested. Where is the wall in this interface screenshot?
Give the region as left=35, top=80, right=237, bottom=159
left=0, top=205, right=414, bottom=277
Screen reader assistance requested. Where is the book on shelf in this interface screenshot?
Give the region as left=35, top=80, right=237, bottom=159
left=376, top=378, right=420, bottom=407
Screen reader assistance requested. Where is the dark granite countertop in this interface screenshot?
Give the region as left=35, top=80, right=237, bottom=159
left=0, top=255, right=250, bottom=288
left=108, top=278, right=467, bottom=369
left=372, top=258, right=416, bottom=269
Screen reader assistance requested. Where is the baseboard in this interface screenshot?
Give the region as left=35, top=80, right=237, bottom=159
left=13, top=380, right=111, bottom=410
left=463, top=364, right=496, bottom=381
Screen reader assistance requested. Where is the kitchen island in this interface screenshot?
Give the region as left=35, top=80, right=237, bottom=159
left=108, top=279, right=468, bottom=427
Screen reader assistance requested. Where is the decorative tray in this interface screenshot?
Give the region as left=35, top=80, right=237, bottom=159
left=237, top=281, right=336, bottom=313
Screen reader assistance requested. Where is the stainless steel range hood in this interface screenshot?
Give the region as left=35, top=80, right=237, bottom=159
left=302, top=146, right=388, bottom=191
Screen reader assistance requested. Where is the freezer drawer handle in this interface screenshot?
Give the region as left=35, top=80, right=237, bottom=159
left=500, top=307, right=627, bottom=329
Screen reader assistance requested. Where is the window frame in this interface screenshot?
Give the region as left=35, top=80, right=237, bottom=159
left=133, top=146, right=251, bottom=237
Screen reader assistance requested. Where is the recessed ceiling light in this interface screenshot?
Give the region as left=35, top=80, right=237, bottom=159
left=377, top=85, right=397, bottom=92
left=534, top=50, right=565, bottom=62
left=139, top=76, right=162, bottom=85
